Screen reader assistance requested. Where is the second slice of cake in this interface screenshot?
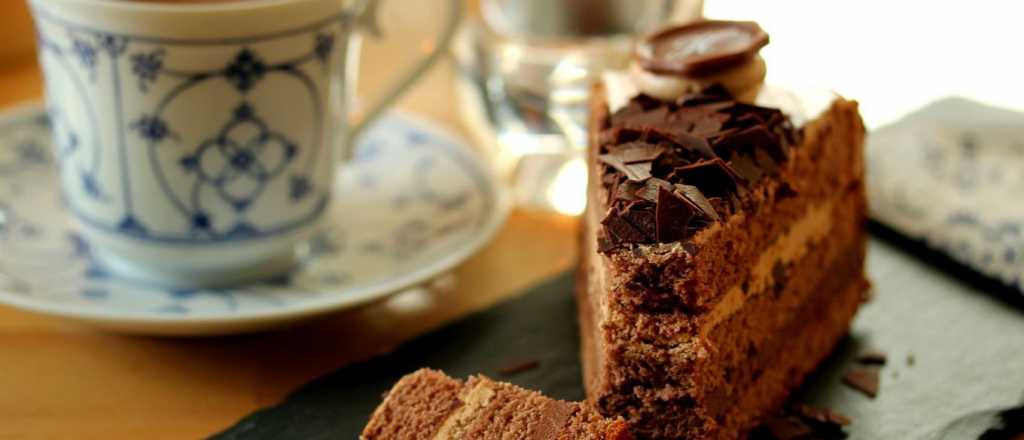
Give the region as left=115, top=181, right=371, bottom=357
left=361, top=369, right=634, bottom=440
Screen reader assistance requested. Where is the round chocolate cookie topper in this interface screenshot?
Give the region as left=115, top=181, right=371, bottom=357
left=636, top=20, right=769, bottom=77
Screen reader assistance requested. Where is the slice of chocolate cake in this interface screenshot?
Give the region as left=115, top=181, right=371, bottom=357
left=577, top=21, right=869, bottom=440
left=361, top=369, right=635, bottom=440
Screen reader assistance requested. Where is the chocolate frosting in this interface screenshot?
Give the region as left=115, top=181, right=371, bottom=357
left=636, top=20, right=769, bottom=77
left=598, top=85, right=800, bottom=252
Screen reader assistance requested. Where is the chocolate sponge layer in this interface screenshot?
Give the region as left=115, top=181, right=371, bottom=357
left=579, top=209, right=866, bottom=438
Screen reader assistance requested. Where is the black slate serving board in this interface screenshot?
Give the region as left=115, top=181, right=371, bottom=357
left=212, top=230, right=1024, bottom=440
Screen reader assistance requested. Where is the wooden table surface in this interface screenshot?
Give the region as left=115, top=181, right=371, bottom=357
left=0, top=2, right=579, bottom=438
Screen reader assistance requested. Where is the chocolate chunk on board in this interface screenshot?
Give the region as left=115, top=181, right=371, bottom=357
left=856, top=351, right=888, bottom=366
left=791, top=404, right=852, bottom=427
left=843, top=368, right=880, bottom=398
left=497, top=359, right=540, bottom=377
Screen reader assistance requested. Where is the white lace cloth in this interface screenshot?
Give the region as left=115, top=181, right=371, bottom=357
left=868, top=97, right=1024, bottom=293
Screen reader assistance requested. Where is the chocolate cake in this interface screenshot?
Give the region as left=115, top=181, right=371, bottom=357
left=576, top=21, right=869, bottom=439
left=361, top=369, right=635, bottom=440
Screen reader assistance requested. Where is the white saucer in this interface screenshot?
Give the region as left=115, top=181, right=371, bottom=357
left=0, top=104, right=508, bottom=336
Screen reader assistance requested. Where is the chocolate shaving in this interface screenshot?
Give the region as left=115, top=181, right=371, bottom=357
left=637, top=178, right=673, bottom=202
left=624, top=163, right=653, bottom=181
left=600, top=153, right=653, bottom=181
left=715, top=125, right=786, bottom=164
left=654, top=126, right=717, bottom=159
left=621, top=143, right=666, bottom=164
left=732, top=112, right=767, bottom=127
left=655, top=186, right=697, bottom=243
left=622, top=203, right=657, bottom=242
left=608, top=95, right=668, bottom=127
left=856, top=351, right=888, bottom=366
left=728, top=153, right=765, bottom=183
left=843, top=368, right=880, bottom=398
left=616, top=106, right=672, bottom=128
left=668, top=158, right=745, bottom=197
left=604, top=177, right=621, bottom=206
left=676, top=184, right=720, bottom=222
left=724, top=103, right=786, bottom=128
left=612, top=180, right=643, bottom=202
left=598, top=127, right=634, bottom=147
left=598, top=85, right=797, bottom=252
left=685, top=110, right=732, bottom=139
left=602, top=202, right=655, bottom=244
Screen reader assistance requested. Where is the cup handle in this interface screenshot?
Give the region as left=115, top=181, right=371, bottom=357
left=342, top=0, right=463, bottom=159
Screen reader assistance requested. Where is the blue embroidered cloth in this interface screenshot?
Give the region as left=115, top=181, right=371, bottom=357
left=867, top=97, right=1024, bottom=294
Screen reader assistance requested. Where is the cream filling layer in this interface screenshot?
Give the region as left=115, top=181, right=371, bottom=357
left=700, top=197, right=837, bottom=338
left=629, top=56, right=767, bottom=103
left=432, top=381, right=495, bottom=440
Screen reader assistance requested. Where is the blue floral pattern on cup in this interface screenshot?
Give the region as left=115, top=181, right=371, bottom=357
left=0, top=106, right=502, bottom=324
left=31, top=7, right=347, bottom=242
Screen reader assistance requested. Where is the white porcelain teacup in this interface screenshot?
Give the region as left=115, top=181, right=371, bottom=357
left=29, top=0, right=461, bottom=287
